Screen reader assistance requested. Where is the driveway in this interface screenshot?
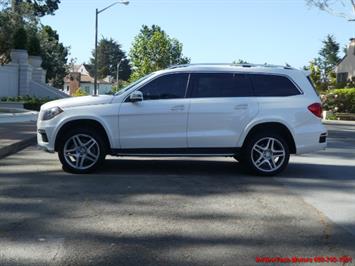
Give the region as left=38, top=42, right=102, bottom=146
left=0, top=123, right=354, bottom=265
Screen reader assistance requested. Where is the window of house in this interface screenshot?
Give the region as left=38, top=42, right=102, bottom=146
left=190, top=73, right=253, bottom=98
left=336, top=72, right=348, bottom=84
left=139, top=73, right=189, bottom=100
left=249, top=74, right=301, bottom=97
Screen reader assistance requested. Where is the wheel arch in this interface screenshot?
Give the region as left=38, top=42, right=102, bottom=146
left=54, top=118, right=112, bottom=152
left=240, top=121, right=297, bottom=154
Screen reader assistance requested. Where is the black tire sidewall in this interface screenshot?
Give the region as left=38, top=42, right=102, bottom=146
left=242, top=132, right=290, bottom=176
left=58, top=128, right=106, bottom=174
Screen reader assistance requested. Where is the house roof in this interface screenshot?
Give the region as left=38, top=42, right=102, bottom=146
left=64, top=63, right=112, bottom=84
left=64, top=74, right=112, bottom=84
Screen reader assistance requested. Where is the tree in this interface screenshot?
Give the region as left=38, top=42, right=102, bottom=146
left=38, top=25, right=69, bottom=88
left=317, top=35, right=340, bottom=86
left=304, top=60, right=323, bottom=90
left=233, top=59, right=250, bottom=64
left=0, top=8, right=37, bottom=63
left=90, top=38, right=131, bottom=81
left=129, top=25, right=190, bottom=80
left=306, top=0, right=355, bottom=20
left=306, top=35, right=341, bottom=90
left=10, top=0, right=60, bottom=16
left=27, top=34, right=41, bottom=56
left=12, top=27, right=27, bottom=49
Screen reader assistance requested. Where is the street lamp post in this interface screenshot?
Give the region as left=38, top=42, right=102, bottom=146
left=94, top=1, right=129, bottom=96
left=116, top=58, right=125, bottom=85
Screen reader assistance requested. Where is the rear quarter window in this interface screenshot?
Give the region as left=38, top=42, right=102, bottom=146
left=249, top=74, right=301, bottom=97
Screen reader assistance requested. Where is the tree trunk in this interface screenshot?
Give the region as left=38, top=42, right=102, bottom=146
left=11, top=0, right=19, bottom=12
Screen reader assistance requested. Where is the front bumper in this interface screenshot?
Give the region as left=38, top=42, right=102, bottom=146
left=37, top=119, right=57, bottom=152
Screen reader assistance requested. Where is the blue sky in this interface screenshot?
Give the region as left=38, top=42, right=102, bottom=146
left=41, top=0, right=353, bottom=69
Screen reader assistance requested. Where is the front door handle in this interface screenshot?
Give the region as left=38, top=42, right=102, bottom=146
left=170, top=105, right=185, bottom=111
left=234, top=104, right=248, bottom=110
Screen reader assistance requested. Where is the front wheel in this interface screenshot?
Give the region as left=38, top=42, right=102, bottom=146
left=241, top=133, right=290, bottom=176
left=58, top=129, right=106, bottom=174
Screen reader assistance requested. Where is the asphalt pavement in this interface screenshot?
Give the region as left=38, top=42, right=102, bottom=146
left=0, top=123, right=354, bottom=266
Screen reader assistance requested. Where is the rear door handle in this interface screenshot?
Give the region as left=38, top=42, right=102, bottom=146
left=234, top=104, right=248, bottom=110
left=170, top=105, right=185, bottom=111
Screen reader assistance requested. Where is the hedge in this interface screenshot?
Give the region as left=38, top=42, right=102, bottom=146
left=321, top=88, right=355, bottom=114
left=0, top=96, right=52, bottom=111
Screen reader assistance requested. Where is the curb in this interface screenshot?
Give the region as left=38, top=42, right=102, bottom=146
left=0, top=136, right=37, bottom=160
left=322, top=120, right=355, bottom=126
left=0, top=111, right=38, bottom=124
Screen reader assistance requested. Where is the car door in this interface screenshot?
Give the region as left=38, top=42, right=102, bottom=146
left=187, top=73, right=259, bottom=148
left=119, top=73, right=190, bottom=149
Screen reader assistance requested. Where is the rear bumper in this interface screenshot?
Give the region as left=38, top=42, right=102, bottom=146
left=295, top=131, right=327, bottom=154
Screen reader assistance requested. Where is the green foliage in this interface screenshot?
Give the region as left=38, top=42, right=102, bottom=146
left=72, top=88, right=89, bottom=97
left=306, top=35, right=341, bottom=90
left=129, top=25, right=190, bottom=81
left=38, top=25, right=69, bottom=88
left=109, top=80, right=130, bottom=94
left=0, top=5, right=68, bottom=88
left=233, top=59, right=249, bottom=64
left=0, top=95, right=51, bottom=111
left=90, top=38, right=131, bottom=81
left=0, top=10, right=17, bottom=63
left=13, top=27, right=27, bottom=49
left=27, top=35, right=41, bottom=55
left=0, top=7, right=38, bottom=64
left=321, top=88, right=355, bottom=113
left=10, top=0, right=61, bottom=17
left=306, top=60, right=323, bottom=92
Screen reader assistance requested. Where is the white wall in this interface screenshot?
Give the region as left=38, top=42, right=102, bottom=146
left=81, top=83, right=113, bottom=95
left=0, top=64, right=18, bottom=97
left=335, top=40, right=355, bottom=80
left=0, top=50, right=68, bottom=99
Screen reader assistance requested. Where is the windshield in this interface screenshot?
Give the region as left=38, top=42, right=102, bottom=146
left=114, top=73, right=155, bottom=95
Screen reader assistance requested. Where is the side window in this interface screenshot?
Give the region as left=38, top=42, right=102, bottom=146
left=139, top=73, right=188, bottom=100
left=190, top=73, right=253, bottom=98
left=249, top=74, right=300, bottom=97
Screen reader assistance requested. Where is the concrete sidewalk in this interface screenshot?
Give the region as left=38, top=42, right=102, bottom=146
left=0, top=122, right=37, bottom=159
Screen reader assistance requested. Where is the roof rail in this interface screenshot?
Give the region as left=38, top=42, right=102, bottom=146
left=168, top=63, right=294, bottom=70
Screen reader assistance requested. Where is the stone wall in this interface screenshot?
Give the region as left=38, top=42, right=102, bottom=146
left=0, top=49, right=68, bottom=99
left=0, top=64, right=18, bottom=97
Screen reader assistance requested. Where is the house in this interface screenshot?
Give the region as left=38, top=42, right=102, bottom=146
left=64, top=64, right=113, bottom=95
left=335, top=38, right=355, bottom=84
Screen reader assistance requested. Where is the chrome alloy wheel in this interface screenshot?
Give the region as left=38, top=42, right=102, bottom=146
left=251, top=137, right=286, bottom=173
left=63, top=134, right=100, bottom=170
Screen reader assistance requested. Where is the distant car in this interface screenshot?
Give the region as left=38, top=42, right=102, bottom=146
left=37, top=63, right=327, bottom=176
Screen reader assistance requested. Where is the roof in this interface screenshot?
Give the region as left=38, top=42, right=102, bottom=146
left=64, top=73, right=112, bottom=84
left=159, top=63, right=299, bottom=75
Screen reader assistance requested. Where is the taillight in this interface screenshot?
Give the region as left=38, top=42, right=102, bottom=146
left=308, top=103, right=323, bottom=118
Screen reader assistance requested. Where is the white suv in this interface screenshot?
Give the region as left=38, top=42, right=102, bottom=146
left=37, top=64, right=327, bottom=176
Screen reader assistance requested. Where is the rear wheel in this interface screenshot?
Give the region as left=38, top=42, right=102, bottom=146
left=58, top=128, right=106, bottom=174
left=241, top=132, right=290, bottom=176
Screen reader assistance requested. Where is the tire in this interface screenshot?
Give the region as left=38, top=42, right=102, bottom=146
left=241, top=131, right=290, bottom=176
left=58, top=127, right=107, bottom=174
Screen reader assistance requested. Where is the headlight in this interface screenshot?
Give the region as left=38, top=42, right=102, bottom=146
left=42, top=106, right=63, bottom=121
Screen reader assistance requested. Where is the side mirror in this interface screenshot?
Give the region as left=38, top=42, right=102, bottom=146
left=129, top=91, right=143, bottom=102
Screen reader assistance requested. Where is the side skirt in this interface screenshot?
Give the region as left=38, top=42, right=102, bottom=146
left=110, top=147, right=240, bottom=157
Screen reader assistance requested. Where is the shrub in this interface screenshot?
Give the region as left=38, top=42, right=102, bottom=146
left=0, top=96, right=51, bottom=111
left=13, top=27, right=27, bottom=50
left=321, top=88, right=355, bottom=113
left=72, top=88, right=89, bottom=97
left=27, top=35, right=41, bottom=56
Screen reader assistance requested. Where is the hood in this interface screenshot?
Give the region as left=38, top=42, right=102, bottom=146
left=41, top=95, right=114, bottom=110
